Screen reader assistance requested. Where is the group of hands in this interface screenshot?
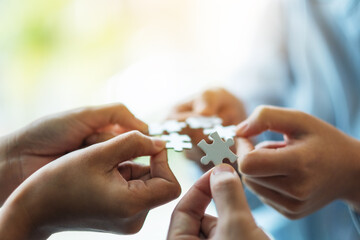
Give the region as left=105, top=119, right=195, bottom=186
left=0, top=88, right=360, bottom=240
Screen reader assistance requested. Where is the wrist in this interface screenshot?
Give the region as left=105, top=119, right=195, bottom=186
left=0, top=190, right=49, bottom=240
left=0, top=167, right=56, bottom=240
left=343, top=138, right=360, bottom=212
left=0, top=133, right=22, bottom=205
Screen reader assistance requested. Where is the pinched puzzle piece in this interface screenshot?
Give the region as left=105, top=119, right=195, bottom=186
left=149, top=120, right=186, bottom=135
left=186, top=116, right=222, bottom=129
left=203, top=125, right=237, bottom=140
left=161, top=133, right=192, bottom=152
left=197, top=131, right=237, bottom=166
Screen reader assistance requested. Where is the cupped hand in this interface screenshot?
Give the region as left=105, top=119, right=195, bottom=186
left=0, top=131, right=181, bottom=239
left=167, top=164, right=269, bottom=240
left=236, top=105, right=360, bottom=219
left=169, top=88, right=246, bottom=170
left=0, top=103, right=148, bottom=204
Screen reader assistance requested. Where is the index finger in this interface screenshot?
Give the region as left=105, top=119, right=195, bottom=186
left=238, top=146, right=298, bottom=177
left=167, top=169, right=213, bottom=239
left=136, top=150, right=181, bottom=209
left=74, top=103, right=148, bottom=134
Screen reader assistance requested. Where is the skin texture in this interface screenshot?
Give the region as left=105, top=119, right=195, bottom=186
left=236, top=105, right=360, bottom=219
left=167, top=164, right=269, bottom=240
left=0, top=131, right=181, bottom=239
left=169, top=87, right=247, bottom=171
left=0, top=103, right=148, bottom=205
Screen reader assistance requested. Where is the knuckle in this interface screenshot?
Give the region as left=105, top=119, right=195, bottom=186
left=284, top=201, right=306, bottom=214
left=254, top=105, right=271, bottom=119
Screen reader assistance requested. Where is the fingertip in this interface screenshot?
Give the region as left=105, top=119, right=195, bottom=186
left=211, top=164, right=239, bottom=185
left=236, top=121, right=249, bottom=136
left=151, top=137, right=167, bottom=150
left=212, top=163, right=236, bottom=175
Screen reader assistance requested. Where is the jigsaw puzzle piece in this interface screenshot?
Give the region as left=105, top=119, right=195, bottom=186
left=149, top=120, right=186, bottom=136
left=161, top=133, right=192, bottom=152
left=203, top=125, right=237, bottom=140
left=186, top=116, right=222, bottom=129
left=197, top=131, right=237, bottom=166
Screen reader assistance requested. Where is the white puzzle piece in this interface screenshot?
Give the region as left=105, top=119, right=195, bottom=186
left=161, top=133, right=192, bottom=152
left=149, top=120, right=186, bottom=135
left=203, top=125, right=237, bottom=140
left=186, top=116, right=222, bottom=129
left=197, top=131, right=237, bottom=166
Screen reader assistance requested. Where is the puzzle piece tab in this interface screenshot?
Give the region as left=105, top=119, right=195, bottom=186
left=203, top=125, right=237, bottom=140
left=186, top=116, right=222, bottom=129
left=161, top=133, right=192, bottom=152
left=149, top=120, right=186, bottom=135
left=197, top=131, right=237, bottom=166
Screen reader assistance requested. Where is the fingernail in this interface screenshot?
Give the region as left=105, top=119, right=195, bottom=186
left=152, top=138, right=166, bottom=149
left=212, top=164, right=235, bottom=175
left=236, top=121, right=248, bottom=135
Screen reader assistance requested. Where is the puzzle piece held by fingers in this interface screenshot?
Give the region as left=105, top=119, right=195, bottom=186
left=149, top=120, right=186, bottom=135
left=186, top=116, right=222, bottom=129
left=203, top=125, right=237, bottom=140
left=161, top=133, right=192, bottom=152
left=197, top=131, right=237, bottom=166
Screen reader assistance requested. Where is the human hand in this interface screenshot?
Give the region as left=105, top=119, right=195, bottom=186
left=167, top=164, right=269, bottom=240
left=236, top=106, right=360, bottom=219
left=0, top=103, right=148, bottom=204
left=0, top=131, right=181, bottom=240
left=169, top=88, right=246, bottom=170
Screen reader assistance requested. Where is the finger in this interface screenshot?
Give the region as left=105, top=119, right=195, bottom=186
left=167, top=170, right=213, bottom=238
left=194, top=90, right=220, bottom=116
left=92, top=131, right=166, bottom=166
left=138, top=150, right=181, bottom=208
left=75, top=103, right=148, bottom=134
left=243, top=177, right=307, bottom=217
left=238, top=147, right=298, bottom=177
left=200, top=214, right=218, bottom=238
left=84, top=132, right=117, bottom=146
left=255, top=141, right=287, bottom=149
left=236, top=137, right=254, bottom=159
left=173, top=100, right=194, bottom=113
left=210, top=164, right=253, bottom=221
left=236, top=105, right=311, bottom=138
left=117, top=162, right=150, bottom=181
left=244, top=176, right=304, bottom=201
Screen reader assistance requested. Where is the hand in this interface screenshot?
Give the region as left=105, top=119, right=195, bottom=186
left=169, top=88, right=246, bottom=170
left=0, top=103, right=148, bottom=204
left=236, top=105, right=360, bottom=219
left=0, top=131, right=181, bottom=240
left=167, top=164, right=269, bottom=240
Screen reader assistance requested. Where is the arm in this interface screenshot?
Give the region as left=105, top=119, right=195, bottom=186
left=0, top=132, right=180, bottom=239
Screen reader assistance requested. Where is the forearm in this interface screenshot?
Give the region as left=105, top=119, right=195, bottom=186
left=343, top=138, right=360, bottom=213
left=0, top=133, right=22, bottom=205
left=0, top=181, right=51, bottom=240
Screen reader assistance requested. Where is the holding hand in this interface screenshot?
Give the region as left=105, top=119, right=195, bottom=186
left=169, top=88, right=246, bottom=169
left=236, top=106, right=360, bottom=219
left=167, top=164, right=269, bottom=240
left=0, top=103, right=148, bottom=204
left=0, top=131, right=181, bottom=239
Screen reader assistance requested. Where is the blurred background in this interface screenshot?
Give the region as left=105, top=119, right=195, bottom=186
left=0, top=0, right=269, bottom=134
left=0, top=0, right=283, bottom=239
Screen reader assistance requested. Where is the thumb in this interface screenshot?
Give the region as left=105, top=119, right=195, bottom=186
left=236, top=105, right=311, bottom=138
left=92, top=131, right=166, bottom=166
left=210, top=164, right=253, bottom=220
